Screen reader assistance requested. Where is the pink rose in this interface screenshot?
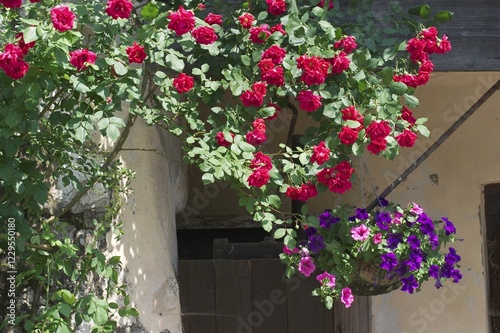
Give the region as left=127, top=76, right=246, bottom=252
left=311, top=141, right=330, bottom=165
left=298, top=256, right=316, bottom=277
left=51, top=6, right=76, bottom=32
left=396, top=129, right=417, bottom=148
left=105, top=0, right=133, bottom=19
left=238, top=13, right=254, bottom=29
left=125, top=42, right=147, bottom=63
left=297, top=90, right=321, bottom=112
left=191, top=26, right=218, bottom=45
left=168, top=6, right=195, bottom=36
left=247, top=168, right=270, bottom=187
left=173, top=73, right=194, bottom=93
left=69, top=49, right=97, bottom=71
left=0, top=0, right=22, bottom=8
left=204, top=13, right=223, bottom=25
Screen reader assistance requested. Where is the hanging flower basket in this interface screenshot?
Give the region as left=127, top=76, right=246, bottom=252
left=280, top=200, right=462, bottom=309
left=349, top=258, right=401, bottom=296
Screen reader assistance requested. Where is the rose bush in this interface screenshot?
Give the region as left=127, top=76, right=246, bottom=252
left=0, top=0, right=455, bottom=330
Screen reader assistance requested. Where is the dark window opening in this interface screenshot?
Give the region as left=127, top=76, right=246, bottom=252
left=484, top=184, right=500, bottom=332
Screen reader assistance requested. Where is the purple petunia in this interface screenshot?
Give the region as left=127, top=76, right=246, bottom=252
left=451, top=269, right=462, bottom=283
left=380, top=252, right=399, bottom=271
left=355, top=208, right=369, bottom=220
left=377, top=197, right=389, bottom=207
left=386, top=233, right=403, bottom=250
left=407, top=235, right=421, bottom=250
left=319, top=210, right=340, bottom=228
left=442, top=217, right=456, bottom=235
left=401, top=275, right=419, bottom=294
left=308, top=234, right=326, bottom=253
left=429, top=264, right=440, bottom=279
left=418, top=213, right=435, bottom=236
left=375, top=211, right=392, bottom=230
left=445, top=247, right=461, bottom=265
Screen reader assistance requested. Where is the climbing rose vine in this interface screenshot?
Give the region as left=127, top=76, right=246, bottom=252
left=0, top=0, right=456, bottom=330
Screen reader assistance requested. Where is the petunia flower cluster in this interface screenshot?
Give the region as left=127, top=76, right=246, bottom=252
left=280, top=200, right=461, bottom=309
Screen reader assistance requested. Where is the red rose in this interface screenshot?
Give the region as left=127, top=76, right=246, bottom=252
left=435, top=35, right=451, bottom=54
left=286, top=183, right=318, bottom=201
left=338, top=126, right=359, bottom=145
left=406, top=37, right=427, bottom=63
left=262, top=45, right=286, bottom=65
left=168, top=6, right=195, bottom=36
left=393, top=74, right=418, bottom=88
left=238, top=13, right=255, bottom=29
left=252, top=81, right=267, bottom=96
left=173, top=73, right=194, bottom=93
left=250, top=151, right=272, bottom=170
left=270, top=24, right=286, bottom=35
left=341, top=106, right=364, bottom=123
left=366, top=120, right=391, bottom=141
left=240, top=91, right=264, bottom=107
left=296, top=55, right=330, bottom=86
left=262, top=66, right=284, bottom=86
left=197, top=3, right=205, bottom=10
left=419, top=60, right=434, bottom=74
left=311, top=141, right=330, bottom=165
left=396, top=129, right=417, bottom=148
left=328, top=51, right=350, bottom=75
left=105, top=0, right=133, bottom=19
left=30, top=0, right=40, bottom=2
left=251, top=118, right=266, bottom=132
left=334, top=36, right=357, bottom=54
left=248, top=168, right=270, bottom=187
left=328, top=175, right=352, bottom=194
left=69, top=49, right=97, bottom=71
left=420, top=27, right=438, bottom=40
left=297, top=90, right=321, bottom=112
left=367, top=139, right=387, bottom=155
left=15, top=33, right=35, bottom=55
left=126, top=42, right=147, bottom=63
left=258, top=58, right=275, bottom=73
left=415, top=72, right=430, bottom=86
left=246, top=130, right=267, bottom=145
left=204, top=13, right=223, bottom=25
left=317, top=0, right=334, bottom=10
left=51, top=6, right=76, bottom=32
left=0, top=0, right=21, bottom=8
left=266, top=0, right=286, bottom=16
left=191, top=26, right=218, bottom=45
left=0, top=46, right=29, bottom=79
left=317, top=168, right=334, bottom=186
left=215, top=131, right=233, bottom=147
left=400, top=106, right=416, bottom=125
left=334, top=161, right=354, bottom=178
left=249, top=25, right=271, bottom=44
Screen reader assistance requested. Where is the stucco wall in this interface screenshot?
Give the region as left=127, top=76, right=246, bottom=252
left=183, top=71, right=500, bottom=332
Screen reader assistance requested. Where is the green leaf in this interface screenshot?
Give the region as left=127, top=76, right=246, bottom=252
left=274, top=228, right=286, bottom=239
left=202, top=173, right=215, bottom=184
left=22, top=26, right=38, bottom=43
left=56, top=322, right=71, bottom=333
left=106, top=125, right=121, bottom=142
left=166, top=53, right=184, bottom=72
left=420, top=4, right=431, bottom=19
left=416, top=125, right=430, bottom=137
left=140, top=2, right=159, bottom=20
left=238, top=141, right=255, bottom=153
left=434, top=10, right=454, bottom=22
left=389, top=81, right=408, bottom=95
left=113, top=61, right=128, bottom=76
left=404, top=94, right=419, bottom=108
left=408, top=4, right=423, bottom=15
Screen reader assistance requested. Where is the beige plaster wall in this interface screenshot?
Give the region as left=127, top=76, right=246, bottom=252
left=108, top=118, right=187, bottom=333
left=183, top=71, right=500, bottom=332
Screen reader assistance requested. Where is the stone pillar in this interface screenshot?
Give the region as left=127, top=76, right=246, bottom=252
left=108, top=118, right=187, bottom=333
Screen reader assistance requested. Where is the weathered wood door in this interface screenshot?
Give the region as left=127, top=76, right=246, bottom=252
left=179, top=259, right=370, bottom=333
